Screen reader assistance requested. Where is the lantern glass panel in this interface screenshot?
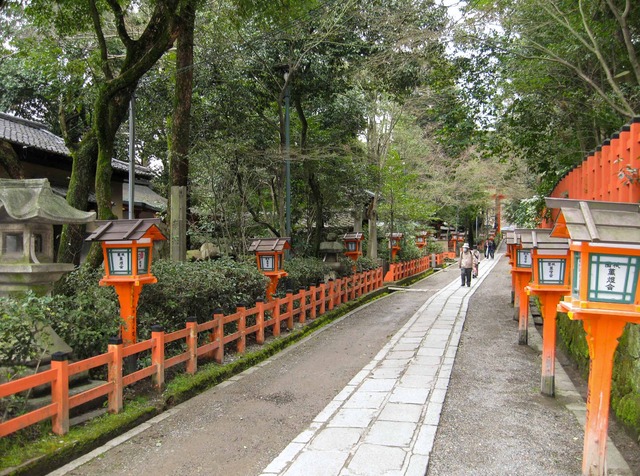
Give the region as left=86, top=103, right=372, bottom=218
left=516, top=249, right=532, bottom=268
left=260, top=254, right=275, bottom=271
left=107, top=248, right=132, bottom=275
left=2, top=233, right=23, bottom=254
left=587, top=253, right=639, bottom=303
left=347, top=241, right=356, bottom=251
left=537, top=258, right=566, bottom=285
left=572, top=252, right=581, bottom=298
left=137, top=247, right=150, bottom=274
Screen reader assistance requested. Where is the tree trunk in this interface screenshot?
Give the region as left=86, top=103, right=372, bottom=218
left=0, top=141, right=24, bottom=179
left=169, top=1, right=195, bottom=262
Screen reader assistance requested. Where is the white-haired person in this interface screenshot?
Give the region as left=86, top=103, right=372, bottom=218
left=459, top=243, right=475, bottom=287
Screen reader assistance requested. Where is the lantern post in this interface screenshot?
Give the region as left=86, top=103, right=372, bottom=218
left=512, top=229, right=534, bottom=344
left=415, top=231, right=428, bottom=250
left=86, top=219, right=167, bottom=346
left=249, top=237, right=290, bottom=301
left=388, top=232, right=403, bottom=261
left=546, top=198, right=640, bottom=476
left=505, top=230, right=519, bottom=305
left=524, top=229, right=570, bottom=396
left=342, top=232, right=364, bottom=262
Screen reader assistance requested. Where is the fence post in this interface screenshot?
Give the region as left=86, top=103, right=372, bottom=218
left=213, top=309, right=224, bottom=364
left=319, top=281, right=327, bottom=315
left=273, top=296, right=281, bottom=337
left=286, top=290, right=294, bottom=330
left=256, top=299, right=265, bottom=344
left=50, top=352, right=70, bottom=435
left=151, top=326, right=165, bottom=390
left=298, top=288, right=307, bottom=324
left=107, top=338, right=123, bottom=413
left=327, top=279, right=334, bottom=311
left=237, top=303, right=246, bottom=354
left=309, top=283, right=317, bottom=319
left=186, top=317, right=198, bottom=374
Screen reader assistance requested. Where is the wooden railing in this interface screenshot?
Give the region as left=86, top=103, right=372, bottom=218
left=383, top=253, right=449, bottom=283
left=0, top=268, right=385, bottom=438
left=549, top=117, right=640, bottom=203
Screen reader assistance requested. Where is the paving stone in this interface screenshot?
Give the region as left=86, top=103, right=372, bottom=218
left=342, top=391, right=387, bottom=409
left=282, top=449, right=350, bottom=476
left=365, top=420, right=417, bottom=447
left=308, top=428, right=363, bottom=451
left=389, top=386, right=430, bottom=405
left=378, top=403, right=424, bottom=423
left=327, top=408, right=378, bottom=428
left=359, top=378, right=397, bottom=393
left=347, top=444, right=407, bottom=474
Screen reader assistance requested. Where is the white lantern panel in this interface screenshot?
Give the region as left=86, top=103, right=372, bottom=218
left=260, top=255, right=275, bottom=271
left=572, top=252, right=581, bottom=298
left=137, top=247, right=150, bottom=274
left=108, top=248, right=132, bottom=275
left=516, top=249, right=532, bottom=268
left=538, top=258, right=566, bottom=285
left=587, top=254, right=639, bottom=303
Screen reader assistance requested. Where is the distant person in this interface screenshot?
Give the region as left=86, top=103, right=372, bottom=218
left=459, top=243, right=474, bottom=287
left=487, top=239, right=495, bottom=259
left=472, top=245, right=481, bottom=278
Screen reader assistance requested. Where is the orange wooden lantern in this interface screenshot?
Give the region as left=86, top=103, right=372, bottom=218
left=387, top=232, right=403, bottom=261
left=415, top=231, right=428, bottom=250
left=86, top=219, right=167, bottom=346
left=342, top=232, right=364, bottom=261
left=547, top=198, right=640, bottom=476
left=248, top=237, right=290, bottom=301
left=511, top=229, right=534, bottom=344
left=524, top=229, right=570, bottom=396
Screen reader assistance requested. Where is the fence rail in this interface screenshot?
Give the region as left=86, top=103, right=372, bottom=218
left=0, top=254, right=448, bottom=438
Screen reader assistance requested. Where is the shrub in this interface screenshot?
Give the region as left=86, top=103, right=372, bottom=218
left=136, top=258, right=268, bottom=338
left=279, top=257, right=331, bottom=292
left=355, top=256, right=380, bottom=273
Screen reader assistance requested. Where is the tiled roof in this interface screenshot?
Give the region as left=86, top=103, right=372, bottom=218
left=0, top=112, right=69, bottom=156
left=0, top=113, right=155, bottom=179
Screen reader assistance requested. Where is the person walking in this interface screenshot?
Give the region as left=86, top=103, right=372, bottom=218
left=472, top=245, right=481, bottom=278
left=459, top=243, right=474, bottom=287
left=487, top=239, right=495, bottom=259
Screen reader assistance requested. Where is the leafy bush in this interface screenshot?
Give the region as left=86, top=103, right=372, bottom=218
left=0, top=292, right=52, bottom=367
left=397, top=242, right=422, bottom=262
left=136, top=258, right=267, bottom=338
left=52, top=267, right=121, bottom=360
left=355, top=256, right=380, bottom=272
left=279, top=257, right=331, bottom=292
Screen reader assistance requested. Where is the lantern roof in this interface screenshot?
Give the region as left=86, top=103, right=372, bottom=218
left=545, top=198, right=640, bottom=244
left=506, top=230, right=517, bottom=244
left=342, top=232, right=364, bottom=241
left=0, top=178, right=96, bottom=225
left=387, top=232, right=404, bottom=238
left=514, top=228, right=536, bottom=249
left=85, top=218, right=167, bottom=242
left=248, top=237, right=290, bottom=252
left=530, top=228, right=570, bottom=251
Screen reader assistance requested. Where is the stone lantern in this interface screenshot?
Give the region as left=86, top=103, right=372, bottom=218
left=0, top=178, right=96, bottom=358
left=0, top=179, right=96, bottom=296
left=546, top=197, right=640, bottom=475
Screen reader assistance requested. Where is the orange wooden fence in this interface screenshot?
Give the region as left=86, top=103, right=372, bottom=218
left=549, top=117, right=640, bottom=202
left=0, top=253, right=451, bottom=439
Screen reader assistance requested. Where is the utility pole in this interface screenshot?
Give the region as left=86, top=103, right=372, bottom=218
left=128, top=93, right=135, bottom=219
left=284, top=71, right=291, bottom=239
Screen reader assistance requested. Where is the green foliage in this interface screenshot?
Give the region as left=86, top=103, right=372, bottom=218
left=355, top=256, right=380, bottom=273
left=504, top=195, right=546, bottom=228
left=136, top=258, right=268, bottom=338
left=0, top=292, right=52, bottom=366
left=280, top=257, right=331, bottom=291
